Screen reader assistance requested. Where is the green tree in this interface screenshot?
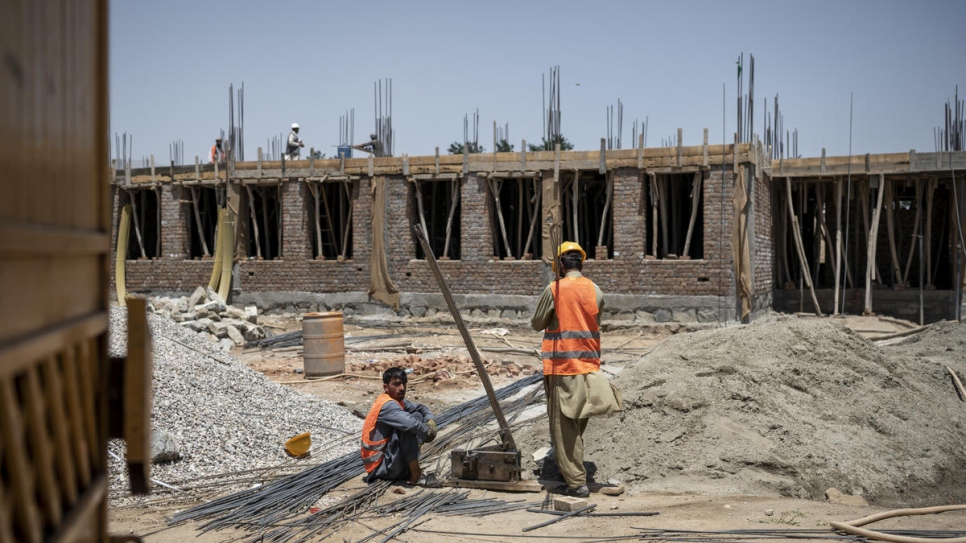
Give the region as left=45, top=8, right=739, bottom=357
left=311, top=149, right=327, bottom=159
left=495, top=139, right=514, bottom=152
left=527, top=134, right=574, bottom=152
left=447, top=141, right=485, bottom=154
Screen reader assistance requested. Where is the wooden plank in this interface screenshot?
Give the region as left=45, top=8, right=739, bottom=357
left=124, top=297, right=152, bottom=494
left=0, top=377, right=43, bottom=543
left=41, top=356, right=78, bottom=504
left=785, top=177, right=823, bottom=316
left=61, top=346, right=92, bottom=485
left=0, top=224, right=110, bottom=256
left=0, top=313, right=107, bottom=383
left=47, top=475, right=106, bottom=543
left=21, top=367, right=62, bottom=526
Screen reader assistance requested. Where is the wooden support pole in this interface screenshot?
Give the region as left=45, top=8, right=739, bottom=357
left=785, top=177, right=823, bottom=316
left=307, top=182, right=323, bottom=259
left=244, top=185, right=262, bottom=259
left=319, top=180, right=338, bottom=255
left=864, top=174, right=886, bottom=315
left=443, top=178, right=459, bottom=259
left=155, top=187, right=162, bottom=258
left=884, top=177, right=903, bottom=285
left=925, top=178, right=936, bottom=287
left=260, top=186, right=272, bottom=259
left=649, top=172, right=659, bottom=257
left=571, top=170, right=580, bottom=245
left=658, top=174, right=669, bottom=257
left=779, top=184, right=793, bottom=286
left=597, top=172, right=614, bottom=249
left=414, top=180, right=430, bottom=248
left=902, top=178, right=923, bottom=285
left=127, top=190, right=147, bottom=259
left=341, top=181, right=353, bottom=259
left=489, top=179, right=513, bottom=258
left=276, top=185, right=282, bottom=258
left=523, top=178, right=540, bottom=258
left=190, top=187, right=211, bottom=257
left=834, top=178, right=843, bottom=313
left=682, top=171, right=702, bottom=257
left=516, top=178, right=524, bottom=255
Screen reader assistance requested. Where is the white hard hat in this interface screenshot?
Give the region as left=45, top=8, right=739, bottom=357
left=291, top=123, right=300, bottom=129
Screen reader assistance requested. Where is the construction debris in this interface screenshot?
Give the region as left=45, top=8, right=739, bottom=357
left=147, top=286, right=269, bottom=351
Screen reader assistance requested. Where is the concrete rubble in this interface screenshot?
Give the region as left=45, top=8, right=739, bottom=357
left=147, top=286, right=269, bottom=351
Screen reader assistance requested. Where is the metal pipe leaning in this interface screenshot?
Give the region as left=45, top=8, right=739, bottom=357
left=829, top=504, right=966, bottom=543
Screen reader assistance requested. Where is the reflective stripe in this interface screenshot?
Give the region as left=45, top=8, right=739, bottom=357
left=542, top=350, right=601, bottom=360
left=362, top=451, right=383, bottom=465
left=361, top=439, right=386, bottom=452
left=543, top=330, right=600, bottom=341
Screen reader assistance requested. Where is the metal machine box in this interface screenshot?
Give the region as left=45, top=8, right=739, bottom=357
left=451, top=446, right=522, bottom=482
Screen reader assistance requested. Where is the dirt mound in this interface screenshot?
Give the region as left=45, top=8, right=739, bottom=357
left=519, top=318, right=966, bottom=507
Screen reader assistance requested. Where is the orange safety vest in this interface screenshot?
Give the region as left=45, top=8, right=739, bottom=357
left=360, top=393, right=404, bottom=473
left=541, top=276, right=601, bottom=375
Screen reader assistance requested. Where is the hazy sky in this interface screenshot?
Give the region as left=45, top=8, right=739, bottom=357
left=110, top=0, right=965, bottom=164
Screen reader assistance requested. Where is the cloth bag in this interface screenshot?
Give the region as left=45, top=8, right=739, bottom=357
left=555, top=371, right=623, bottom=420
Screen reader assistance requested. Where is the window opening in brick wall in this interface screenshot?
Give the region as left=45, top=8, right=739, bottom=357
left=411, top=178, right=460, bottom=260
left=644, top=172, right=704, bottom=260
left=779, top=177, right=958, bottom=291
left=486, top=176, right=542, bottom=260
left=561, top=171, right=613, bottom=259
left=186, top=186, right=220, bottom=259
left=307, top=180, right=353, bottom=260
left=123, top=187, right=161, bottom=259
left=244, top=184, right=282, bottom=260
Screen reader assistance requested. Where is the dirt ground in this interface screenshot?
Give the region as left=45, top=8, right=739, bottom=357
left=108, top=314, right=966, bottom=541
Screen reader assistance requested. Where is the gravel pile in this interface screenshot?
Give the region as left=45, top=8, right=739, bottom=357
left=107, top=306, right=362, bottom=502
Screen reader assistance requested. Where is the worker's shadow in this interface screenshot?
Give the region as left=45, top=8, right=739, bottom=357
left=539, top=456, right=599, bottom=483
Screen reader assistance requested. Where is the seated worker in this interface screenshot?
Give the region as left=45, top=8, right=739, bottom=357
left=361, top=367, right=438, bottom=485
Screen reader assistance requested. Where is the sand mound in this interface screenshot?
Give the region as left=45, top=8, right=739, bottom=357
left=521, top=318, right=966, bottom=506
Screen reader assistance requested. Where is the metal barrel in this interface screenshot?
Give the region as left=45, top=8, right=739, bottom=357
left=302, top=312, right=345, bottom=377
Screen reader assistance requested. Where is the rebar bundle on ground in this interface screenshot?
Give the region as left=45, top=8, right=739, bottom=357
left=170, top=373, right=544, bottom=542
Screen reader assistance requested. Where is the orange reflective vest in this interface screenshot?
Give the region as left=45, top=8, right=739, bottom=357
left=360, top=393, right=404, bottom=473
left=541, top=276, right=601, bottom=375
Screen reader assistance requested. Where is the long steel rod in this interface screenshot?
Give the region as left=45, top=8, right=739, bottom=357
left=413, top=224, right=516, bottom=451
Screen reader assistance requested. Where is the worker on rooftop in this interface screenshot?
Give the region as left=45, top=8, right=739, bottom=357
left=285, top=123, right=304, bottom=160
left=361, top=367, right=440, bottom=487
left=209, top=138, right=225, bottom=164
left=352, top=133, right=386, bottom=157
left=531, top=241, right=622, bottom=498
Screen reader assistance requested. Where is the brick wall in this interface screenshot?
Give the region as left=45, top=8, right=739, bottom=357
left=113, top=167, right=743, bottom=301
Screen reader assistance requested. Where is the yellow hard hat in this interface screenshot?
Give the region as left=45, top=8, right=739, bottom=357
left=553, top=241, right=586, bottom=272
left=557, top=241, right=586, bottom=262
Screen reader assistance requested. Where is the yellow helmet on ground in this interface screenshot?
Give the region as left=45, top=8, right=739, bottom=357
left=553, top=241, right=586, bottom=272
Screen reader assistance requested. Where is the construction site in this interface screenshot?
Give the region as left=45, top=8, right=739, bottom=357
left=4, top=2, right=966, bottom=542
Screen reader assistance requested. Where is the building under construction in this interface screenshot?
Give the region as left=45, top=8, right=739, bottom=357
left=111, top=136, right=966, bottom=324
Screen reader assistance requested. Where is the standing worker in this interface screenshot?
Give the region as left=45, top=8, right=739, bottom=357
left=285, top=122, right=304, bottom=160
left=361, top=367, right=440, bottom=486
left=531, top=242, right=621, bottom=498
left=352, top=133, right=386, bottom=157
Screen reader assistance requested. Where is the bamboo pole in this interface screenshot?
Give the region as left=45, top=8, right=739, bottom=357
left=597, top=172, right=614, bottom=249
left=442, top=179, right=459, bottom=258
left=864, top=174, right=886, bottom=315
left=244, top=185, right=262, bottom=259
left=682, top=171, right=702, bottom=258
left=786, top=177, right=823, bottom=316
left=489, top=179, right=513, bottom=258
left=190, top=187, right=211, bottom=257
